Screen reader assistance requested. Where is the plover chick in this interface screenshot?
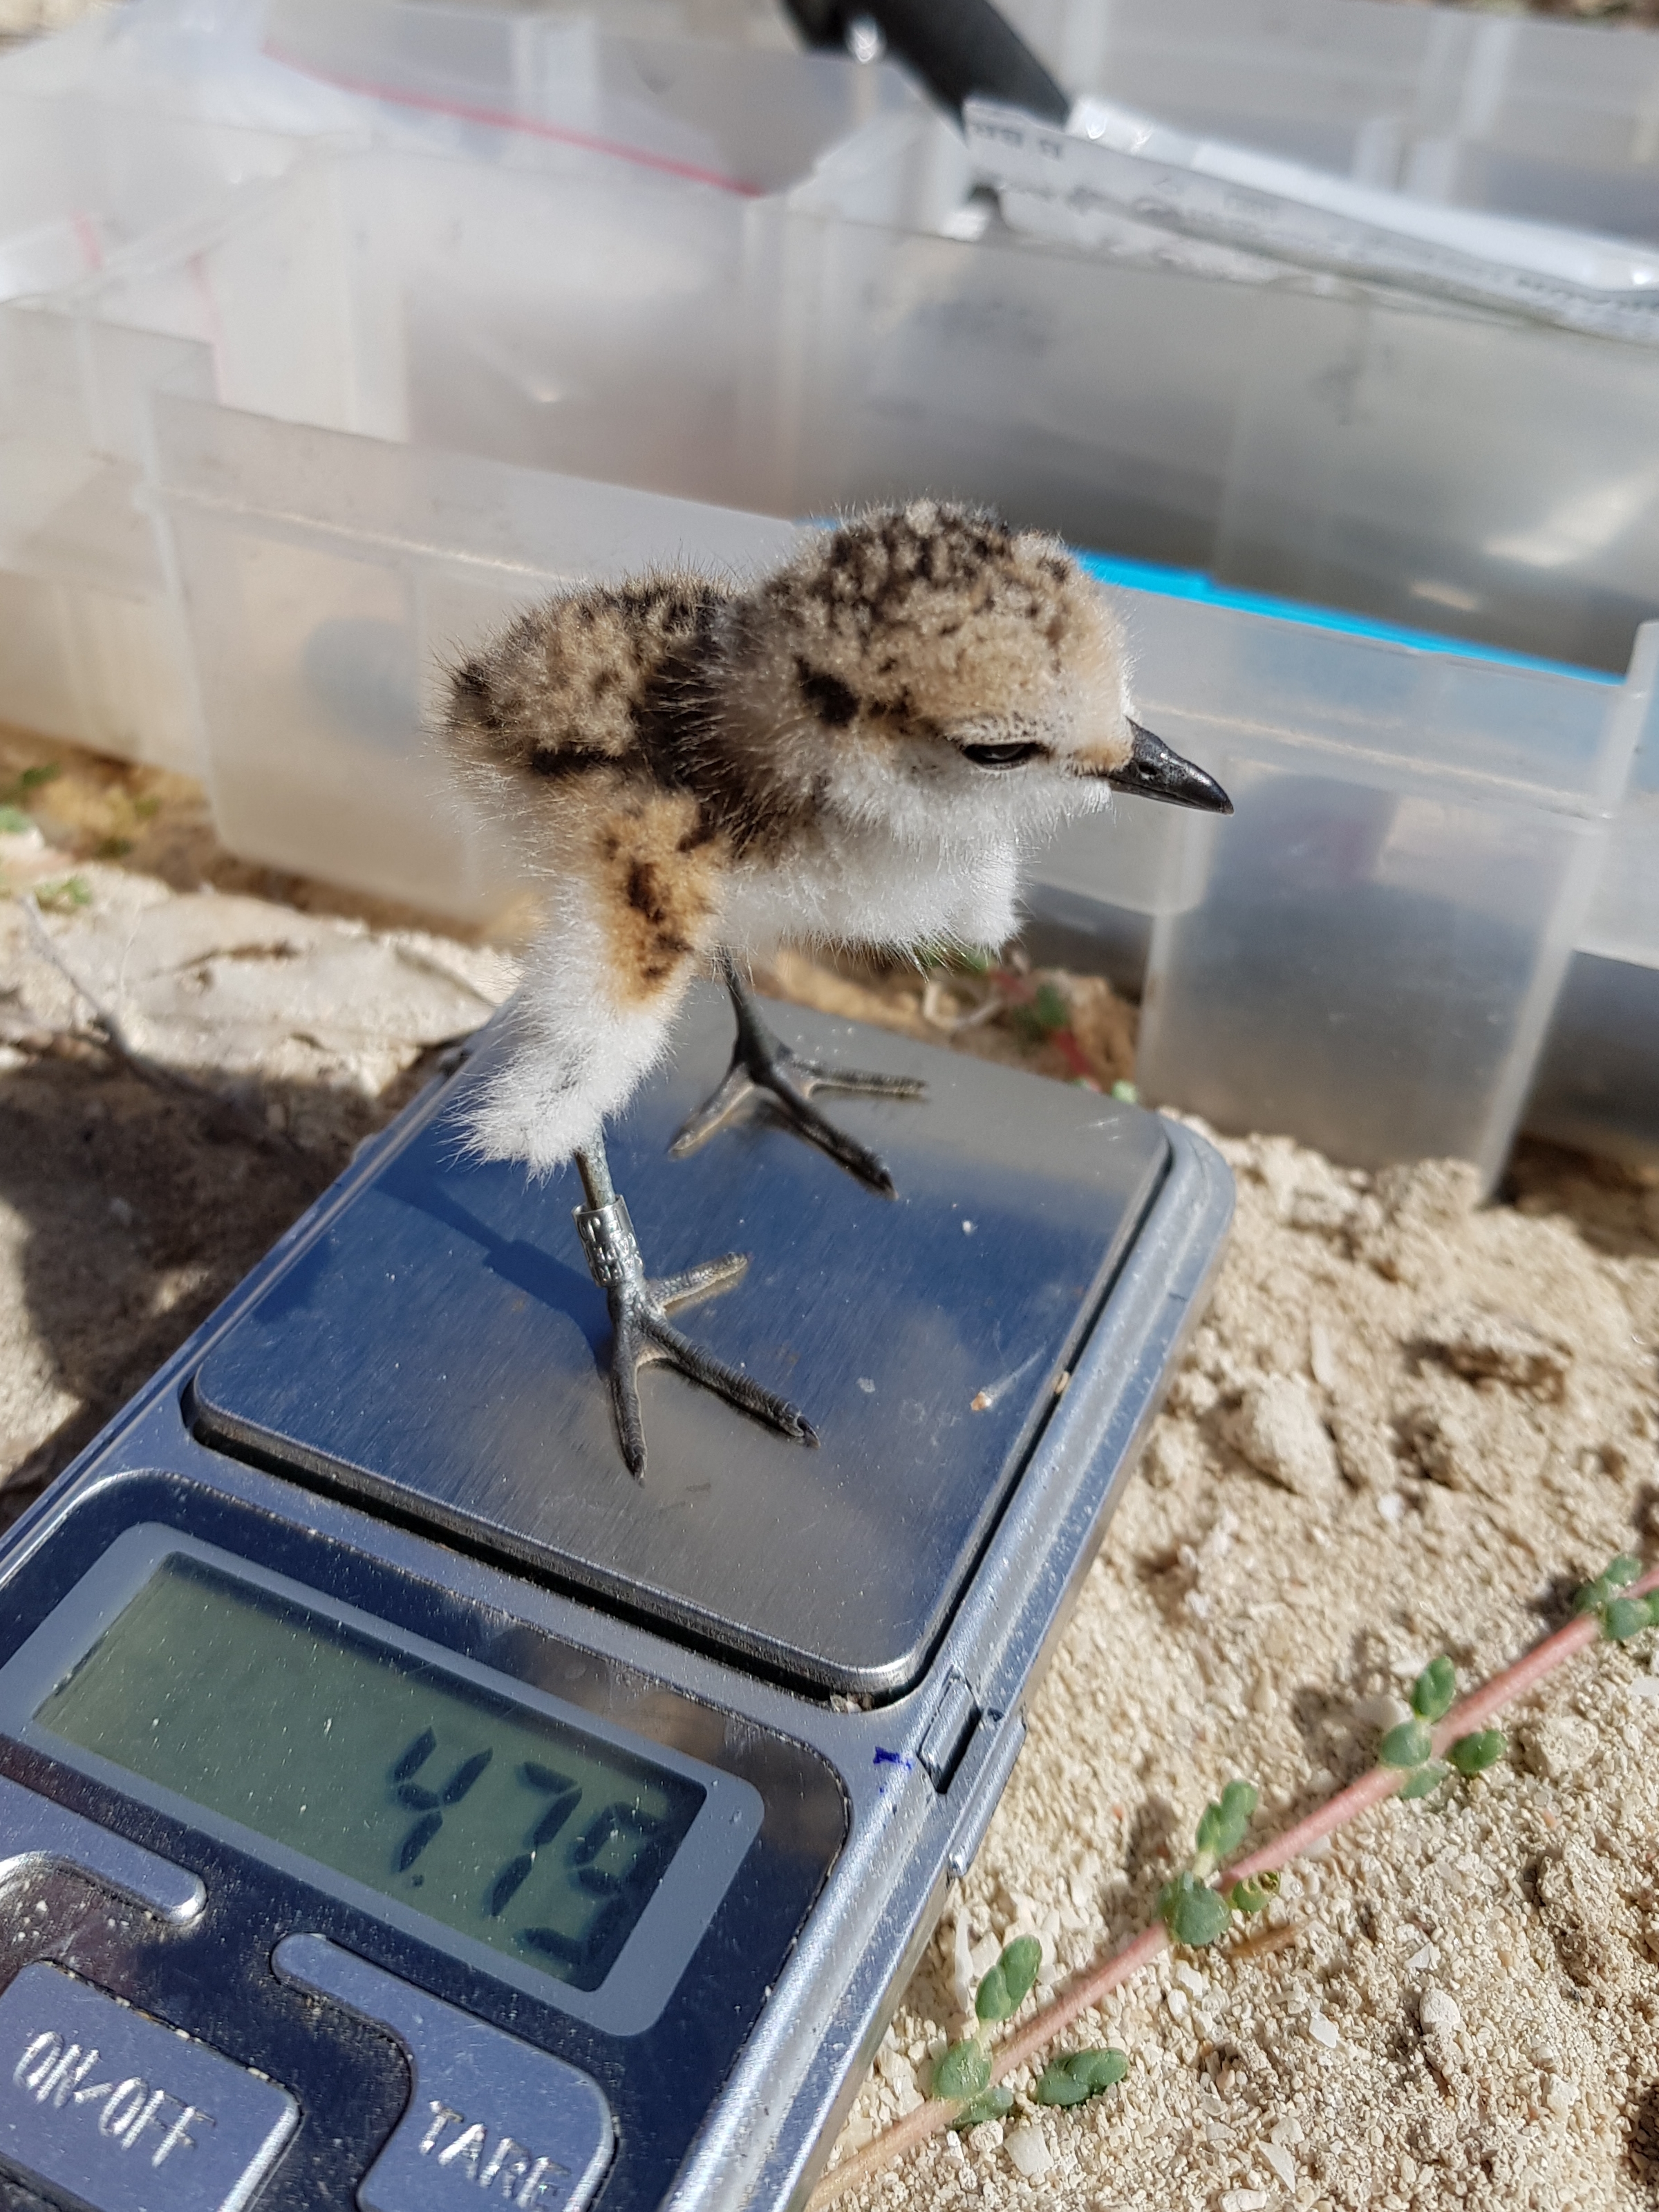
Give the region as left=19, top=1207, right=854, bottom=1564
left=445, top=498, right=1231, bottom=1475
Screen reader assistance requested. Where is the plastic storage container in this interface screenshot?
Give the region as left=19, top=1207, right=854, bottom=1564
left=9, top=0, right=1659, bottom=1177
left=152, top=388, right=799, bottom=919
left=0, top=1, right=364, bottom=765
left=1135, top=619, right=1643, bottom=1185
left=15, top=0, right=1659, bottom=741
left=0, top=2, right=954, bottom=767
left=747, top=200, right=1659, bottom=675
left=0, top=306, right=209, bottom=768
left=1024, top=578, right=1649, bottom=1184
left=1000, top=0, right=1659, bottom=243
left=1523, top=626, right=1659, bottom=1168
left=151, top=353, right=1651, bottom=1176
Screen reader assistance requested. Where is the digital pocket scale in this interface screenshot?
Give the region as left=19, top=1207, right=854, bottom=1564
left=0, top=987, right=1231, bottom=2212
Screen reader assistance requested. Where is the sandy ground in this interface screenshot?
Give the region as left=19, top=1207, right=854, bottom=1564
left=4, top=731, right=1659, bottom=2212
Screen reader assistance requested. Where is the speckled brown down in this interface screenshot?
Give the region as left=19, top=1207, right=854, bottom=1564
left=443, top=499, right=1229, bottom=1172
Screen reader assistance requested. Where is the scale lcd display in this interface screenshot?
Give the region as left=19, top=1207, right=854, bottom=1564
left=34, top=1557, right=705, bottom=1992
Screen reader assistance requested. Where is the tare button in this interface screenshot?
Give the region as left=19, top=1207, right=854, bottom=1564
left=0, top=1960, right=297, bottom=2212
left=274, top=1935, right=611, bottom=2212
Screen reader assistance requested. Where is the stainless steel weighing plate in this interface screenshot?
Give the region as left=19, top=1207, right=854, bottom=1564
left=191, top=988, right=1169, bottom=1695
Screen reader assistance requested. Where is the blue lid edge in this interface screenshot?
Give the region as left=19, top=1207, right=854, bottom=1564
left=1076, top=549, right=1620, bottom=686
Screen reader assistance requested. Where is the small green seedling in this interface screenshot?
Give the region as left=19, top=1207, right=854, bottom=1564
left=930, top=1934, right=1131, bottom=2131
left=34, top=875, right=91, bottom=912
left=1224, top=1873, right=1280, bottom=1914
left=1448, top=1730, right=1505, bottom=1777
left=1568, top=1552, right=1657, bottom=1644
left=1014, top=981, right=1071, bottom=1042
left=1159, top=1871, right=1232, bottom=1948
left=1110, top=1080, right=1138, bottom=1104
left=1380, top=1720, right=1434, bottom=1770
left=1192, top=1780, right=1257, bottom=1876
left=1573, top=1553, right=1640, bottom=1616
left=1412, top=1656, right=1456, bottom=1723
left=1378, top=1657, right=1506, bottom=1801
left=0, top=763, right=61, bottom=810
left=845, top=1564, right=1653, bottom=2193
left=957, top=2085, right=1013, bottom=2127
left=1602, top=1593, right=1659, bottom=1641
left=1034, top=2048, right=1128, bottom=2108
left=933, top=2039, right=992, bottom=2101
left=975, top=1936, right=1041, bottom=2025
left=1156, top=1781, right=1266, bottom=1949
left=932, top=1937, right=1044, bottom=2126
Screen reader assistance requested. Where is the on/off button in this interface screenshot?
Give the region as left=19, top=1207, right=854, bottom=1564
left=0, top=1960, right=297, bottom=2211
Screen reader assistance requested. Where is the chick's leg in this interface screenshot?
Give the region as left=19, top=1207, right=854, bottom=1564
left=669, top=953, right=926, bottom=1199
left=574, top=1137, right=816, bottom=1479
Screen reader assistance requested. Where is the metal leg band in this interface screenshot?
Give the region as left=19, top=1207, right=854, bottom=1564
left=573, top=1196, right=645, bottom=1288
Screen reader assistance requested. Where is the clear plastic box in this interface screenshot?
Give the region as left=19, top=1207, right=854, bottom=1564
left=10, top=0, right=1659, bottom=1177
left=0, top=303, right=214, bottom=769
left=151, top=387, right=798, bottom=919
left=151, top=361, right=1654, bottom=1174
left=1000, top=0, right=1659, bottom=241
left=0, top=3, right=359, bottom=765
left=0, top=2, right=945, bottom=764
left=1523, top=625, right=1659, bottom=1165
left=1029, top=579, right=1649, bottom=1185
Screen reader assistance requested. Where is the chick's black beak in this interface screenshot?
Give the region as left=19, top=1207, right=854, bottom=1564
left=1106, top=721, right=1233, bottom=814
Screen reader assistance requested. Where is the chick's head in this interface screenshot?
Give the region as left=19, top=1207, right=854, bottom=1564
left=722, top=500, right=1228, bottom=849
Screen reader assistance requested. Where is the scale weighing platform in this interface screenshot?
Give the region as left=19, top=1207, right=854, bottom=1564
left=0, top=987, right=1231, bottom=2212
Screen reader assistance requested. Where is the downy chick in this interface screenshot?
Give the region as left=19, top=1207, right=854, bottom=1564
left=445, top=498, right=1230, bottom=1474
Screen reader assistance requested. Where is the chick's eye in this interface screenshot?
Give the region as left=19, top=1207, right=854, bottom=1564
left=960, top=740, right=1044, bottom=769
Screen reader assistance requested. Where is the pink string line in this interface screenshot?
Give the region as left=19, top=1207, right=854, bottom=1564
left=263, top=41, right=762, bottom=196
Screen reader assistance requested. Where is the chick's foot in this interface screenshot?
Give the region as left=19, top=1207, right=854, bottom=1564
left=671, top=962, right=926, bottom=1199
left=574, top=1187, right=815, bottom=1479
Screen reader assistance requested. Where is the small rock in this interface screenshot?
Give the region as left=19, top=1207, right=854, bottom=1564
left=1308, top=2012, right=1339, bottom=2048
left=968, top=1932, right=1002, bottom=1980
left=1262, top=2141, right=1297, bottom=2188
left=1414, top=1302, right=1569, bottom=1400
left=1309, top=1322, right=1338, bottom=1387
left=1396, top=1374, right=1546, bottom=1495
left=1246, top=1136, right=1358, bottom=1234
left=1331, top=1405, right=1396, bottom=1491
left=1352, top=1694, right=1411, bottom=1731
left=1521, top=1715, right=1598, bottom=1781
left=874, top=2048, right=917, bottom=2106
left=1358, top=1160, right=1482, bottom=1284
left=1174, top=1962, right=1209, bottom=1998
left=1003, top=2123, right=1051, bottom=2179
left=1220, top=2191, right=1268, bottom=2212
left=1420, top=1987, right=1461, bottom=2034
left=1270, top=2115, right=1304, bottom=2148
left=1546, top=2075, right=1578, bottom=2115
left=1143, top=1417, right=1208, bottom=1490
left=1225, top=1374, right=1341, bottom=1497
